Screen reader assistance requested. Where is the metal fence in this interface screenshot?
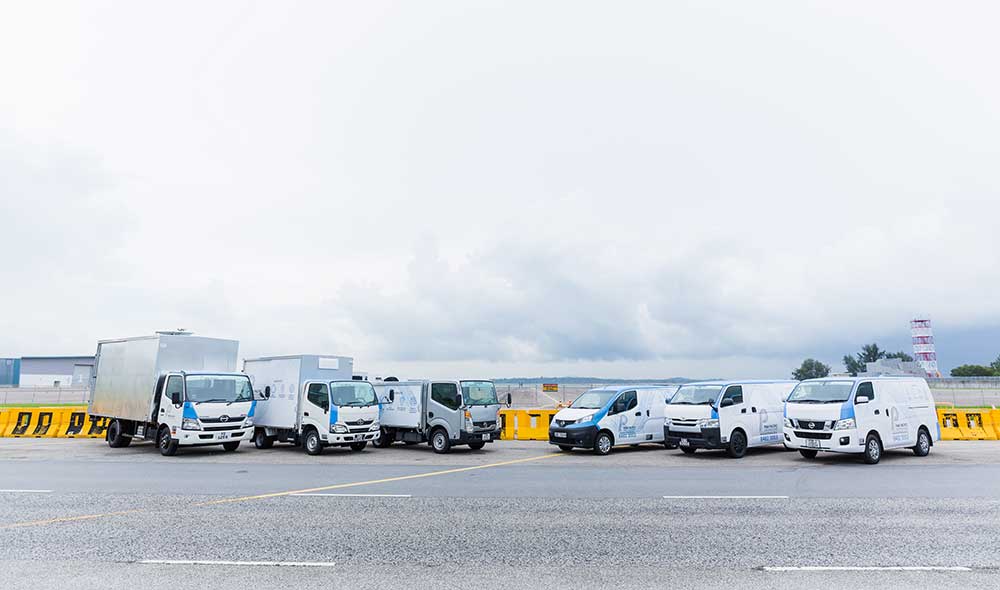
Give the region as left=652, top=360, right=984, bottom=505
left=0, top=387, right=89, bottom=406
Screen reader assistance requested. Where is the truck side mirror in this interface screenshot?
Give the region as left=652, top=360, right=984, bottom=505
left=506, top=393, right=512, bottom=407
left=264, top=385, right=271, bottom=399
left=170, top=391, right=182, bottom=405
left=720, top=398, right=734, bottom=408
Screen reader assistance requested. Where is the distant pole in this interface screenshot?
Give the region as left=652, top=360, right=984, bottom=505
left=911, top=318, right=941, bottom=378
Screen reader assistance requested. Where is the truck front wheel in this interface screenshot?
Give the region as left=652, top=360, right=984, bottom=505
left=350, top=442, right=367, bottom=452
left=157, top=427, right=178, bottom=456
left=303, top=429, right=323, bottom=456
left=222, top=442, right=240, bottom=452
left=107, top=420, right=131, bottom=448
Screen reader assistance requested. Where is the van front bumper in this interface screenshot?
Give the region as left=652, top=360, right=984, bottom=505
left=784, top=426, right=863, bottom=453
left=177, top=427, right=253, bottom=446
left=549, top=425, right=597, bottom=448
left=664, top=426, right=722, bottom=449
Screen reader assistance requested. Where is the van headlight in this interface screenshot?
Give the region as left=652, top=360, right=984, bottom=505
left=574, top=413, right=595, bottom=424
left=330, top=424, right=348, bottom=434
left=369, top=421, right=380, bottom=431
left=698, top=418, right=719, bottom=429
left=784, top=418, right=793, bottom=428
left=834, top=418, right=856, bottom=430
left=182, top=418, right=202, bottom=431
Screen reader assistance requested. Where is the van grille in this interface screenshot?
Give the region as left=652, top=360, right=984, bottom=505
left=794, top=431, right=832, bottom=440
left=670, top=418, right=699, bottom=427
left=794, top=420, right=832, bottom=430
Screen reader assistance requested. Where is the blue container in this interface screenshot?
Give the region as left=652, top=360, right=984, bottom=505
left=0, top=358, right=20, bottom=386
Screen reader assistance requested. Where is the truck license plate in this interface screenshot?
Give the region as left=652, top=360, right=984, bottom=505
left=804, top=438, right=821, bottom=448
left=217, top=432, right=231, bottom=440
left=680, top=438, right=688, bottom=446
left=553, top=432, right=567, bottom=438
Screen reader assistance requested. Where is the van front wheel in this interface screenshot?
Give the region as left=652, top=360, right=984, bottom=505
left=912, top=428, right=931, bottom=457
left=680, top=446, right=696, bottom=455
left=863, top=434, right=882, bottom=465
left=726, top=430, right=748, bottom=459
left=593, top=432, right=613, bottom=456
left=798, top=449, right=818, bottom=459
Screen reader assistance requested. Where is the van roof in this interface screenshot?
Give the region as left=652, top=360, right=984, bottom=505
left=677, top=379, right=800, bottom=387
left=588, top=384, right=680, bottom=393
left=799, top=376, right=927, bottom=383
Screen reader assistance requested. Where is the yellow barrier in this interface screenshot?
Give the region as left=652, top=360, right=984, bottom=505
left=499, top=408, right=559, bottom=441
left=0, top=406, right=108, bottom=439
left=937, top=409, right=962, bottom=440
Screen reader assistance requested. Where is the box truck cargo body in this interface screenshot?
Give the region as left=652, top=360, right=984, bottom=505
left=372, top=380, right=507, bottom=453
left=243, top=355, right=380, bottom=454
left=88, top=333, right=255, bottom=456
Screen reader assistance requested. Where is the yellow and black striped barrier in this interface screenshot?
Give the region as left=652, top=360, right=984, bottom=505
left=0, top=406, right=109, bottom=438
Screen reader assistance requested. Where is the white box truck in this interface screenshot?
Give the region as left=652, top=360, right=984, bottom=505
left=243, top=355, right=381, bottom=455
left=371, top=379, right=509, bottom=453
left=664, top=380, right=798, bottom=458
left=88, top=332, right=256, bottom=456
left=783, top=376, right=939, bottom=464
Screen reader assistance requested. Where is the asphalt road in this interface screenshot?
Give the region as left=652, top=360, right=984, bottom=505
left=1, top=438, right=999, bottom=589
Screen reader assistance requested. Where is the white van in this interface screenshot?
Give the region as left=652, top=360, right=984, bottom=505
left=783, top=376, right=940, bottom=464
left=548, top=386, right=677, bottom=455
left=664, top=380, right=798, bottom=458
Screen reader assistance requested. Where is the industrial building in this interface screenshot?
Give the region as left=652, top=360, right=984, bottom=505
left=0, top=356, right=94, bottom=387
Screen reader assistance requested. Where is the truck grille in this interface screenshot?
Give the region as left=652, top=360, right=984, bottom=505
left=474, top=421, right=497, bottom=429
left=201, top=415, right=246, bottom=424
left=346, top=418, right=374, bottom=426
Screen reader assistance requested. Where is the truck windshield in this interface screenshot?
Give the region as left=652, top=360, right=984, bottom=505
left=185, top=375, right=253, bottom=404
left=330, top=382, right=378, bottom=407
left=670, top=385, right=723, bottom=405
left=570, top=390, right=617, bottom=409
left=787, top=381, right=855, bottom=404
left=461, top=381, right=498, bottom=405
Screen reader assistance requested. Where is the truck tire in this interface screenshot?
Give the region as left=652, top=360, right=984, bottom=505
left=254, top=429, right=274, bottom=449
left=799, top=449, right=818, bottom=459
left=222, top=441, right=240, bottom=452
left=157, top=426, right=178, bottom=456
left=912, top=427, right=931, bottom=457
left=468, top=441, right=486, bottom=450
left=304, top=429, right=323, bottom=456
left=372, top=429, right=393, bottom=448
left=431, top=428, right=451, bottom=454
left=726, top=429, right=748, bottom=459
left=863, top=433, right=882, bottom=465
left=350, top=442, right=367, bottom=452
left=107, top=420, right=131, bottom=448
left=593, top=431, right=613, bottom=455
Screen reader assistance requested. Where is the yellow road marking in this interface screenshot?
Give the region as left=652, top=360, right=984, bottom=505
left=196, top=452, right=563, bottom=506
left=0, top=509, right=144, bottom=530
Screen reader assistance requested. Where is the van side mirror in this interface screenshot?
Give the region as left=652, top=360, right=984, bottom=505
left=170, top=391, right=182, bottom=405
left=855, top=395, right=871, bottom=404
left=264, top=386, right=271, bottom=399
left=720, top=398, right=734, bottom=408
left=506, top=393, right=512, bottom=408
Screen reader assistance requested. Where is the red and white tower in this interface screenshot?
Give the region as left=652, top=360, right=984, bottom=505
left=910, top=318, right=941, bottom=378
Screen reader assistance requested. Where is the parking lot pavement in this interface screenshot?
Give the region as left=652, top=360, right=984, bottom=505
left=2, top=439, right=1000, bottom=589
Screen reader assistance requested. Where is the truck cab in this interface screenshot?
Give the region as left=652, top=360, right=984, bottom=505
left=293, top=380, right=381, bottom=455
left=153, top=372, right=256, bottom=455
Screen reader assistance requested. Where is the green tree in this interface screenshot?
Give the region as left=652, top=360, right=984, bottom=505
left=792, top=358, right=831, bottom=380
left=950, top=364, right=996, bottom=377
left=885, top=351, right=914, bottom=362
left=843, top=342, right=888, bottom=376
left=991, top=355, right=1000, bottom=375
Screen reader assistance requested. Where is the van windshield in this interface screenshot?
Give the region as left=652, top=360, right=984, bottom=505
left=570, top=390, right=617, bottom=409
left=670, top=385, right=722, bottom=405
left=461, top=381, right=498, bottom=405
left=787, top=381, right=855, bottom=404
left=185, top=375, right=254, bottom=404
left=331, top=382, right=378, bottom=407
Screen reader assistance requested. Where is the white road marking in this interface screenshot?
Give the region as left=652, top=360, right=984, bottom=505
left=0, top=489, right=53, bottom=493
left=762, top=566, right=972, bottom=572
left=290, top=493, right=412, bottom=498
left=137, top=560, right=336, bottom=568
left=663, top=495, right=789, bottom=499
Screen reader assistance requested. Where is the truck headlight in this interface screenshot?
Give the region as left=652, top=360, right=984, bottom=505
left=330, top=424, right=348, bottom=434
left=242, top=417, right=254, bottom=428
left=574, top=413, right=595, bottom=424
left=369, top=421, right=380, bottom=431
left=698, top=418, right=719, bottom=429
left=784, top=418, right=793, bottom=428
left=182, top=418, right=202, bottom=431
left=834, top=418, right=856, bottom=430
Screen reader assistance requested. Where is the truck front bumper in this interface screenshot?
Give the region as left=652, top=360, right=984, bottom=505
left=324, top=431, right=381, bottom=445
left=457, top=430, right=500, bottom=445
left=177, top=427, right=253, bottom=446
left=665, top=426, right=723, bottom=449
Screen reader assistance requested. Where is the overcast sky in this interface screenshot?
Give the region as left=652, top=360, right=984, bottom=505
left=1, top=1, right=998, bottom=379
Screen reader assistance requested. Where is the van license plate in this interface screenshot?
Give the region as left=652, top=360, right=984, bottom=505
left=217, top=432, right=231, bottom=440
left=553, top=432, right=567, bottom=438
left=804, top=439, right=821, bottom=448
left=481, top=434, right=490, bottom=440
